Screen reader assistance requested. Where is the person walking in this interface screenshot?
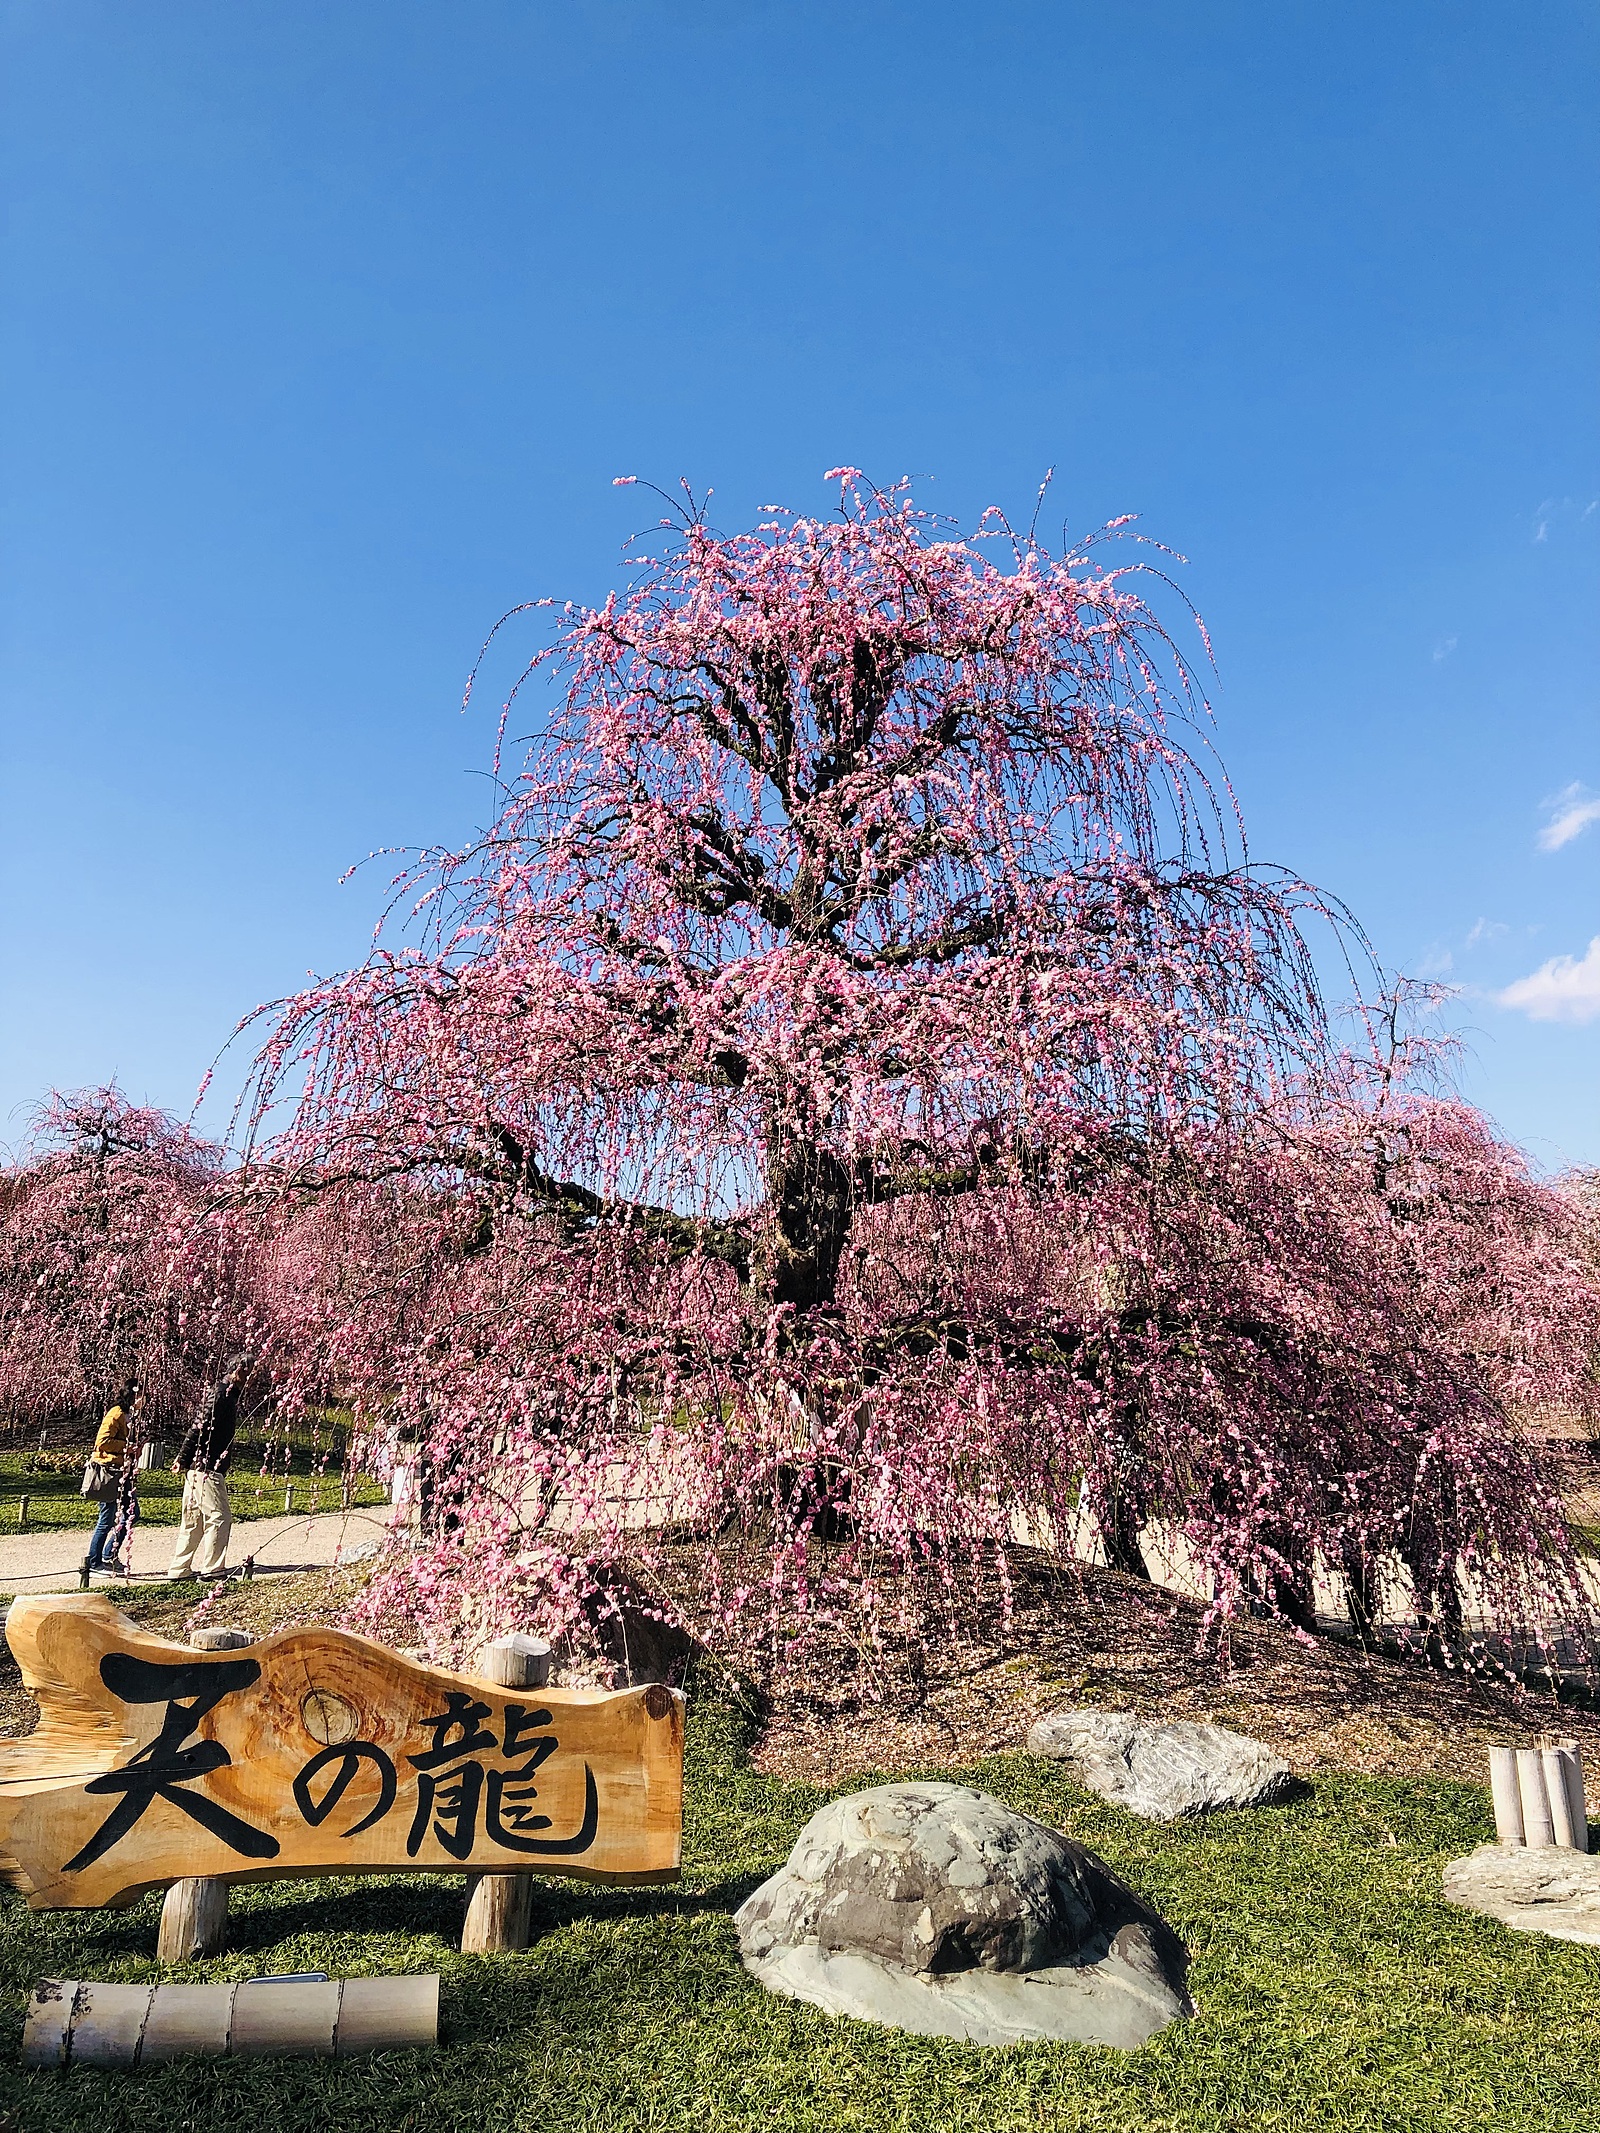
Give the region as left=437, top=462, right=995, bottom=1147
left=84, top=1378, right=139, bottom=1575
left=167, top=1356, right=247, bottom=1581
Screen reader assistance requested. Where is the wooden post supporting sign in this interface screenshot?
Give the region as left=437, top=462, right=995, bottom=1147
left=461, top=1633, right=553, bottom=1954
left=157, top=1625, right=254, bottom=1961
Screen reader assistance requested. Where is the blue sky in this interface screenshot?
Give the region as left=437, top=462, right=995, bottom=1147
left=2, top=2, right=1596, bottom=1165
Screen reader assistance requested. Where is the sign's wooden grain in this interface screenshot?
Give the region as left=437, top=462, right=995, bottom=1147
left=0, top=1597, right=684, bottom=1910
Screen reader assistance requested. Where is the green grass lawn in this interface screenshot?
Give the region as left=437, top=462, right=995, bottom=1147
left=2, top=1689, right=1596, bottom=2132
left=0, top=1449, right=388, bottom=1532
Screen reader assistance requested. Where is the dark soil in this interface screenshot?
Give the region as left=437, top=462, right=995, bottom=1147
left=717, top=1549, right=1600, bottom=1799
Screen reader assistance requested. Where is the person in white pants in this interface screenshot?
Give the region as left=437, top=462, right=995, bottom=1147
left=169, top=1469, right=232, bottom=1579
left=168, top=1357, right=247, bottom=1580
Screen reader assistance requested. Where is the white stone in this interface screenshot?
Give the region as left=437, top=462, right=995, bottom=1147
left=1026, top=1709, right=1295, bottom=1820
left=1442, top=1842, right=1600, bottom=1945
left=735, top=1781, right=1193, bottom=2049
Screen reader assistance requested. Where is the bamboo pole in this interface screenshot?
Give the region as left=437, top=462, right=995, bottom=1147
left=230, top=1976, right=338, bottom=2057
left=1516, top=1747, right=1556, bottom=1849
left=1552, top=1740, right=1588, bottom=1853
left=1542, top=1745, right=1578, bottom=1849
left=61, top=1982, right=155, bottom=2067
left=1488, top=1746, right=1524, bottom=1846
left=21, top=1975, right=439, bottom=2067
left=334, top=1975, right=440, bottom=2055
left=460, top=1634, right=553, bottom=1955
left=139, top=1981, right=233, bottom=2061
left=156, top=1626, right=253, bottom=1961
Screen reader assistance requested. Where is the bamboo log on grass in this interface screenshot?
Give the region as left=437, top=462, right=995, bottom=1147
left=22, top=1976, right=439, bottom=2067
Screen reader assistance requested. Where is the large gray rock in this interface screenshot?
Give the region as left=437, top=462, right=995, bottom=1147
left=734, top=1781, right=1194, bottom=2049
left=1443, top=1843, right=1600, bottom=1945
left=1027, top=1709, right=1295, bottom=1821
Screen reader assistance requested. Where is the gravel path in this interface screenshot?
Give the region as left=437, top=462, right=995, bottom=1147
left=0, top=1504, right=396, bottom=1596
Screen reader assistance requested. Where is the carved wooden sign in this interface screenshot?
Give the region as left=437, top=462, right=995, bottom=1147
left=0, top=1597, right=684, bottom=1910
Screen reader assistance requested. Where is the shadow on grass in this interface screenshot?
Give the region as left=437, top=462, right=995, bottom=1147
left=215, top=1867, right=772, bottom=1963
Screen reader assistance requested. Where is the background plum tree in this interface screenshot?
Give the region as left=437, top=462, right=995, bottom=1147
left=0, top=1089, right=256, bottom=1438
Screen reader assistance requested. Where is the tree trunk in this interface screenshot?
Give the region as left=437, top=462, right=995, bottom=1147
left=1341, top=1541, right=1380, bottom=1645
left=1099, top=1496, right=1152, bottom=1581
left=754, top=1130, right=854, bottom=1317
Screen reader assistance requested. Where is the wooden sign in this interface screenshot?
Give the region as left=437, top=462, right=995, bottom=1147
left=0, top=1597, right=684, bottom=1910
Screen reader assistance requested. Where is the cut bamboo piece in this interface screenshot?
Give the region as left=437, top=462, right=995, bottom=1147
left=20, top=1980, right=77, bottom=2069
left=1562, top=1744, right=1590, bottom=1854
left=1570, top=1749, right=1595, bottom=1851
left=335, top=1974, right=440, bottom=2055
left=1517, top=1747, right=1556, bottom=1848
left=1489, top=1745, right=1524, bottom=1846
left=1543, top=1746, right=1578, bottom=1849
left=139, top=1982, right=232, bottom=2062
left=230, top=1976, right=339, bottom=2058
left=66, top=1983, right=156, bottom=2067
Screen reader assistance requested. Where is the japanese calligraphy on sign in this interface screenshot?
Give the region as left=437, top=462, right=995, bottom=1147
left=0, top=1597, right=684, bottom=1910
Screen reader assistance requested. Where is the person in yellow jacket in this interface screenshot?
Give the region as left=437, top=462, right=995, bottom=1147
left=84, top=1379, right=140, bottom=1575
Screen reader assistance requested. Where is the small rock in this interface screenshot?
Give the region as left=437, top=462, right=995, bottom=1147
left=1026, top=1709, right=1295, bottom=1820
left=734, top=1781, right=1193, bottom=2049
left=1442, top=1843, right=1600, bottom=1945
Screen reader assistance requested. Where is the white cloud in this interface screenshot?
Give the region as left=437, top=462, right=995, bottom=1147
left=1432, top=634, right=1457, bottom=662
left=1531, top=496, right=1599, bottom=542
left=1497, top=937, right=1600, bottom=1024
left=1465, top=917, right=1508, bottom=947
left=1539, top=783, right=1600, bottom=851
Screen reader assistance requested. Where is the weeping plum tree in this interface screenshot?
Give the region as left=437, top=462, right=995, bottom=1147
left=244, top=476, right=1600, bottom=1667
left=0, top=1089, right=258, bottom=1436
